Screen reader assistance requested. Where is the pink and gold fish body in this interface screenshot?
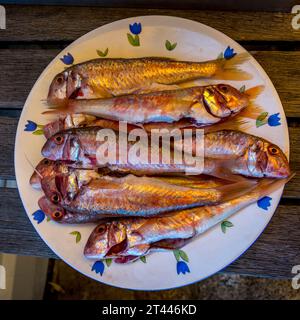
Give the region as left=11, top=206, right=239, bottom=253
left=84, top=178, right=289, bottom=261
left=40, top=173, right=255, bottom=219
left=47, top=55, right=251, bottom=105
left=41, top=129, right=290, bottom=178
left=45, top=84, right=251, bottom=127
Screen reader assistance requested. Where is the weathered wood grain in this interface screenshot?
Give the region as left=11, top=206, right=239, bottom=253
left=0, top=117, right=17, bottom=179
left=0, top=117, right=299, bottom=198
left=0, top=48, right=60, bottom=109
left=225, top=205, right=300, bottom=278
left=0, top=185, right=299, bottom=278
left=253, top=52, right=300, bottom=118
left=1, top=5, right=300, bottom=42
left=0, top=49, right=300, bottom=118
left=0, top=187, right=57, bottom=258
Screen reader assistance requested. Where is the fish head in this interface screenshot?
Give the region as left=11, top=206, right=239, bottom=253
left=41, top=131, right=80, bottom=161
left=29, top=158, right=56, bottom=189
left=41, top=172, right=79, bottom=204
left=38, top=196, right=68, bottom=222
left=247, top=140, right=290, bottom=178
left=41, top=175, right=63, bottom=205
left=48, top=68, right=83, bottom=104
left=43, top=119, right=64, bottom=139
left=263, top=142, right=290, bottom=178
left=202, top=85, right=230, bottom=118
left=84, top=221, right=127, bottom=259
left=47, top=71, right=69, bottom=105
left=215, top=84, right=249, bottom=114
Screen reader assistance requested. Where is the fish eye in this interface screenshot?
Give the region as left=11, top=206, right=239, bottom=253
left=43, top=159, right=50, bottom=165
left=52, top=209, right=64, bottom=221
left=54, top=135, right=64, bottom=145
left=268, top=145, right=279, bottom=155
left=56, top=76, right=64, bottom=84
left=96, top=225, right=107, bottom=234
left=51, top=193, right=60, bottom=203
left=218, top=85, right=229, bottom=93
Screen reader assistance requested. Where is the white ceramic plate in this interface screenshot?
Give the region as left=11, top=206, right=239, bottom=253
left=15, top=16, right=289, bottom=290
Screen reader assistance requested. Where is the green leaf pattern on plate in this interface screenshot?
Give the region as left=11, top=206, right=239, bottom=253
left=221, top=220, right=234, bottom=233
left=165, top=40, right=177, bottom=51
left=140, top=256, right=147, bottom=263
left=97, top=48, right=109, bottom=57
left=256, top=112, right=269, bottom=128
left=105, top=258, right=112, bottom=267
left=70, top=231, right=81, bottom=243
left=173, top=249, right=189, bottom=262
left=239, top=85, right=246, bottom=93
left=127, top=33, right=140, bottom=46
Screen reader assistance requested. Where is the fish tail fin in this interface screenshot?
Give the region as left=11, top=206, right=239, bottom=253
left=238, top=85, right=265, bottom=119
left=219, top=173, right=294, bottom=204
left=42, top=104, right=71, bottom=116
left=213, top=53, right=252, bottom=81
left=245, top=85, right=264, bottom=101
left=219, top=179, right=259, bottom=202
left=204, top=117, right=251, bottom=133
left=255, top=173, right=295, bottom=199
left=238, top=104, right=263, bottom=120
left=204, top=84, right=265, bottom=133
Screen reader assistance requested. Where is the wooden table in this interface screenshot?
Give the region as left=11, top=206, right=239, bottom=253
left=0, top=3, right=299, bottom=279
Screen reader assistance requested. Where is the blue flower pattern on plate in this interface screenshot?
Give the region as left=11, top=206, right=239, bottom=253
left=24, top=120, right=37, bottom=132
left=32, top=210, right=45, bottom=224
left=92, top=261, right=105, bottom=276
left=268, top=113, right=281, bottom=126
left=60, top=53, right=74, bottom=65
left=176, top=261, right=190, bottom=275
left=224, top=46, right=236, bottom=60
left=257, top=196, right=272, bottom=211
left=129, top=22, right=142, bottom=35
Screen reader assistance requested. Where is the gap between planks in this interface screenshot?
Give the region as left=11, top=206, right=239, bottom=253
left=0, top=5, right=299, bottom=41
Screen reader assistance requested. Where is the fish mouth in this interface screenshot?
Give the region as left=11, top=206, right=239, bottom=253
left=215, top=85, right=248, bottom=114
left=265, top=158, right=291, bottom=178
left=84, top=240, right=128, bottom=259
left=29, top=172, right=41, bottom=189
left=47, top=71, right=69, bottom=105
left=41, top=134, right=69, bottom=161
left=84, top=222, right=128, bottom=259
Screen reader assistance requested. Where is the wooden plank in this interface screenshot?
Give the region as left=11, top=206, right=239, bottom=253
left=0, top=117, right=17, bottom=180
left=1, top=0, right=297, bottom=12
left=252, top=52, right=300, bottom=118
left=0, top=48, right=60, bottom=109
left=224, top=205, right=300, bottom=278
left=0, top=186, right=298, bottom=278
left=1, top=5, right=300, bottom=42
left=0, top=48, right=300, bottom=118
left=0, top=116, right=300, bottom=198
left=0, top=188, right=57, bottom=258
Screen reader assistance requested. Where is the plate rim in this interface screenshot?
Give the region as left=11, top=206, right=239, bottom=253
left=14, top=15, right=289, bottom=291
